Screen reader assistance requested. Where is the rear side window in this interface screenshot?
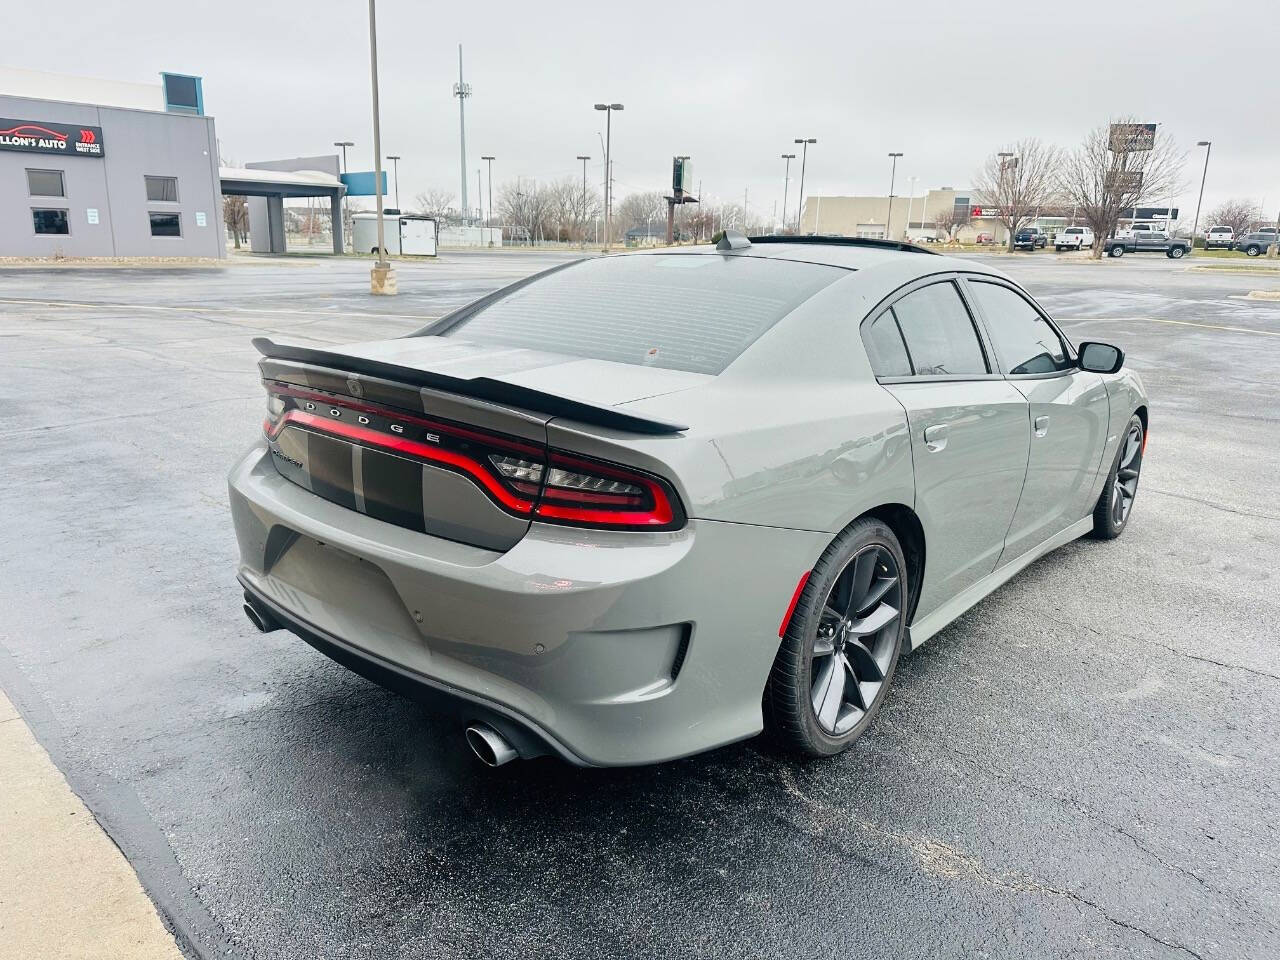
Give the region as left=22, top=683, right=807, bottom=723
left=436, top=255, right=845, bottom=375
left=967, top=280, right=1070, bottom=375
left=862, top=313, right=912, bottom=378
left=890, top=281, right=988, bottom=377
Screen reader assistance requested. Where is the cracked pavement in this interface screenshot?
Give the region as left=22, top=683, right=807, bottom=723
left=0, top=250, right=1277, bottom=959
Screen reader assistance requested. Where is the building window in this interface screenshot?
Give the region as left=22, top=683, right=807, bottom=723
left=149, top=212, right=182, bottom=237
left=145, top=176, right=179, bottom=202
left=33, top=209, right=70, bottom=235
left=27, top=169, right=66, bottom=197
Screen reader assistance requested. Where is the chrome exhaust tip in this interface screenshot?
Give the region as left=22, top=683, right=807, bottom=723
left=242, top=596, right=280, bottom=634
left=465, top=723, right=520, bottom=767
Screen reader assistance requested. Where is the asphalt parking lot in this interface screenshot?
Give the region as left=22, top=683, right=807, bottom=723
left=2, top=249, right=1278, bottom=959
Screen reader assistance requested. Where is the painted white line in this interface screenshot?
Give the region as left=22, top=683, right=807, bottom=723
left=1057, top=316, right=1280, bottom=337
left=0, top=297, right=439, bottom=323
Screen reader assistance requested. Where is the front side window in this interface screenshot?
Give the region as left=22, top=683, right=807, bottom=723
left=862, top=312, right=912, bottom=378
left=890, top=281, right=988, bottom=377
left=27, top=169, right=65, bottom=197
left=149, top=212, right=181, bottom=237
left=145, top=176, right=178, bottom=202
left=32, top=209, right=69, bottom=235
left=967, top=280, right=1070, bottom=375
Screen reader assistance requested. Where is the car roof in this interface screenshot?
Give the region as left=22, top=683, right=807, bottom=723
left=625, top=239, right=1008, bottom=283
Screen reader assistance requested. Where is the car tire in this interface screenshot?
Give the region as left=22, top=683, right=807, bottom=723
left=764, top=518, right=908, bottom=757
left=1246, top=245, right=1261, bottom=257
left=1092, top=414, right=1144, bottom=540
left=1109, top=246, right=1125, bottom=257
left=1168, top=246, right=1185, bottom=258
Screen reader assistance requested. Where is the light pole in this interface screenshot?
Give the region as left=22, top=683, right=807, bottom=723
left=577, top=155, right=590, bottom=248
left=905, top=175, right=917, bottom=241
left=334, top=140, right=353, bottom=252
left=1189, top=141, right=1211, bottom=257
left=885, top=152, right=903, bottom=239
left=997, top=151, right=1014, bottom=247
left=386, top=154, right=400, bottom=209
left=595, top=103, right=623, bottom=251
left=365, top=0, right=393, bottom=292
left=781, top=153, right=795, bottom=230
left=794, top=138, right=816, bottom=232
left=481, top=155, right=495, bottom=245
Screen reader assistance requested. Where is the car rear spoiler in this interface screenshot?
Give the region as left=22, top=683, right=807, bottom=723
left=251, top=337, right=689, bottom=436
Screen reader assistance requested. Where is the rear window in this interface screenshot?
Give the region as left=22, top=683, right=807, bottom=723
left=1065, top=228, right=1083, bottom=235
left=1210, top=227, right=1231, bottom=233
left=434, top=254, right=845, bottom=375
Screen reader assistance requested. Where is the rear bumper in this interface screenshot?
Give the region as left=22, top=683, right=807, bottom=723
left=228, top=443, right=829, bottom=765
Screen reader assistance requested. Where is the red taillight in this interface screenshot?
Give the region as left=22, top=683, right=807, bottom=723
left=533, top=451, right=680, bottom=529
left=262, top=381, right=685, bottom=531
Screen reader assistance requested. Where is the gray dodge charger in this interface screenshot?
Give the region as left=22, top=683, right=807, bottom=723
left=229, top=234, right=1147, bottom=766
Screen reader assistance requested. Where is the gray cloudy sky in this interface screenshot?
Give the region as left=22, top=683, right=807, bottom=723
left=10, top=0, right=1280, bottom=220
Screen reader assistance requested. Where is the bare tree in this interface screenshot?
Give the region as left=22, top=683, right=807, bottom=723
left=932, top=203, right=970, bottom=241
left=972, top=139, right=1063, bottom=252
left=543, top=176, right=602, bottom=243
left=413, top=188, right=457, bottom=221
left=222, top=194, right=249, bottom=249
left=1204, top=198, right=1260, bottom=241
left=1059, top=118, right=1184, bottom=259
left=497, top=180, right=555, bottom=244
left=614, top=191, right=668, bottom=238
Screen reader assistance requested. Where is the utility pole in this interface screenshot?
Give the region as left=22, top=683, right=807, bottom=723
left=781, top=153, right=795, bottom=230
left=905, top=175, right=917, bottom=241
left=386, top=154, right=400, bottom=209
left=886, top=152, right=903, bottom=240
left=577, top=155, right=590, bottom=248
left=594, top=102, right=623, bottom=251
left=794, top=138, right=816, bottom=232
left=366, top=0, right=394, bottom=293
left=453, top=44, right=471, bottom=222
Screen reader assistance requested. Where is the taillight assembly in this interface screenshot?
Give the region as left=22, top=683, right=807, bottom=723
left=262, top=381, right=684, bottom=531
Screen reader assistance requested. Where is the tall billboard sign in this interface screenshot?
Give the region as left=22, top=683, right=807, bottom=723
left=1109, top=123, right=1156, bottom=153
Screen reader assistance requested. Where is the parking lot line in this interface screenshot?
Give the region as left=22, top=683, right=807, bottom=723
left=0, top=297, right=438, bottom=323
left=1058, top=316, right=1280, bottom=337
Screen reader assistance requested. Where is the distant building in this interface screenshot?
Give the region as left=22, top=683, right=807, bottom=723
left=797, top=188, right=1013, bottom=244
left=0, top=67, right=223, bottom=258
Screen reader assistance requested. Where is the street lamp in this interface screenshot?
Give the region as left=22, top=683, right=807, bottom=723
left=576, top=155, right=591, bottom=248
left=794, top=138, right=816, bottom=232
left=594, top=103, right=623, bottom=251
left=1189, top=141, right=1211, bottom=258
left=481, top=155, right=495, bottom=245
left=885, top=152, right=903, bottom=239
left=334, top=140, right=353, bottom=253
left=386, top=154, right=401, bottom=209
left=364, top=0, right=393, bottom=292
left=781, top=153, right=795, bottom=230
left=996, top=151, right=1015, bottom=246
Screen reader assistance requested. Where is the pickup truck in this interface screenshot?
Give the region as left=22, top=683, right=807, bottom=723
left=1013, top=226, right=1048, bottom=250
left=1104, top=232, right=1190, bottom=258
left=1054, top=226, right=1094, bottom=251
left=1204, top=225, right=1234, bottom=249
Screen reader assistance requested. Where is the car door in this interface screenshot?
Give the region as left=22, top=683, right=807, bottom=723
left=861, top=277, right=1031, bottom=621
left=1137, top=231, right=1166, bottom=253
left=962, top=276, right=1110, bottom=561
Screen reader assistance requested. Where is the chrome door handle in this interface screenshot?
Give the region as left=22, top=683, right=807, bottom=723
left=923, top=424, right=949, bottom=452
left=1034, top=415, right=1050, bottom=438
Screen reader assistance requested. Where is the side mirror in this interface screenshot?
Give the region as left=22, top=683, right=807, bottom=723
left=1077, top=341, right=1124, bottom=374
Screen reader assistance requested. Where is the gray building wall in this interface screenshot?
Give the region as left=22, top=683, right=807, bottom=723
left=0, top=94, right=223, bottom=257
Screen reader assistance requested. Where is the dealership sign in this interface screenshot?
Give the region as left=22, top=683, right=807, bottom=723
left=0, top=118, right=105, bottom=157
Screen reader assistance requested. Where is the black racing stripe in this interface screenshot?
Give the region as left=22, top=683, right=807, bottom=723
left=303, top=432, right=357, bottom=510
left=360, top=448, right=427, bottom=532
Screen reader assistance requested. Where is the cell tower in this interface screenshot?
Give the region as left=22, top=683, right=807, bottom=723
left=452, top=44, right=471, bottom=219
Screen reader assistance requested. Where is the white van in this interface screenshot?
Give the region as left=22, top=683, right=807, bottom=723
left=1054, top=226, right=1094, bottom=251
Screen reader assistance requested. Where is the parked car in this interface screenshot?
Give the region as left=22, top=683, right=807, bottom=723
left=1055, top=226, right=1094, bottom=251
left=1204, top=226, right=1235, bottom=250
left=1104, top=231, right=1191, bottom=258
left=1235, top=230, right=1279, bottom=256
left=1013, top=226, right=1048, bottom=250
left=230, top=233, right=1147, bottom=766
left=975, top=232, right=995, bottom=245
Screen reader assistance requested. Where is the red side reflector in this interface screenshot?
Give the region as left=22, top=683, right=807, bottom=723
left=1142, top=424, right=1148, bottom=456
left=779, top=571, right=811, bottom=638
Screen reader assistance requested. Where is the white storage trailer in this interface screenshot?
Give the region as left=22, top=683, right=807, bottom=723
left=351, top=212, right=438, bottom=256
